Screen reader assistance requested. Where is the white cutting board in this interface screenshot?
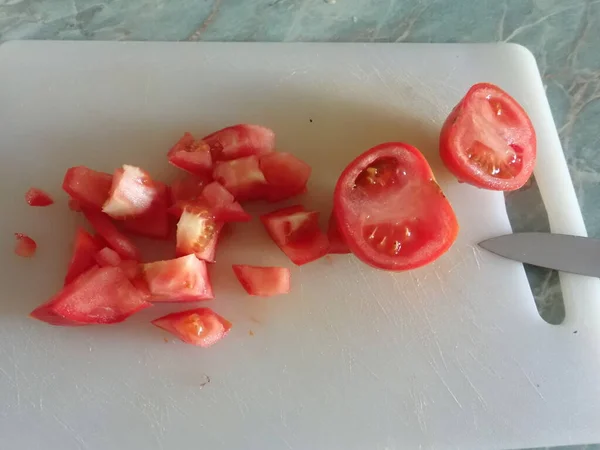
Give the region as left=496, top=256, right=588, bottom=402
left=0, top=42, right=599, bottom=450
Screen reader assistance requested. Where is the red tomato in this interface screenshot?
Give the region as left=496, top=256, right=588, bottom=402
left=94, top=247, right=122, bottom=267
left=334, top=142, right=459, bottom=271
left=68, top=198, right=82, bottom=212
left=170, top=173, right=211, bottom=205
left=327, top=213, right=350, bottom=254
left=14, top=233, right=37, bottom=258
left=25, top=188, right=54, bottom=207
left=62, top=166, right=112, bottom=211
left=31, top=265, right=151, bottom=326
left=122, top=181, right=171, bottom=239
left=213, top=155, right=268, bottom=202
left=440, top=82, right=536, bottom=191
left=260, top=205, right=329, bottom=265
left=176, top=204, right=223, bottom=262
left=102, top=165, right=158, bottom=219
left=232, top=265, right=291, bottom=297
left=259, top=152, right=311, bottom=202
left=82, top=208, right=141, bottom=261
left=142, top=254, right=214, bottom=302
left=167, top=132, right=213, bottom=176
left=201, top=182, right=251, bottom=222
left=64, top=228, right=102, bottom=285
left=202, top=124, right=275, bottom=161
left=151, top=307, right=231, bottom=347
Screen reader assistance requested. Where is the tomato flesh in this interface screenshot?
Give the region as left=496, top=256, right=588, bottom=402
left=170, top=173, right=211, bottom=205
left=260, top=205, right=329, bottom=265
left=213, top=155, right=268, bottom=202
left=122, top=181, right=171, bottom=239
left=167, top=132, right=213, bottom=176
left=102, top=165, right=158, bottom=219
left=327, top=213, right=350, bottom=254
left=259, top=152, right=311, bottom=202
left=151, top=307, right=231, bottom=347
left=232, top=265, right=291, bottom=297
left=94, top=247, right=122, bottom=267
left=334, top=142, right=458, bottom=271
left=440, top=82, right=536, bottom=191
left=25, top=188, right=54, bottom=207
left=62, top=166, right=112, bottom=211
left=201, top=182, right=251, bottom=223
left=14, top=233, right=37, bottom=258
left=64, top=228, right=103, bottom=284
left=202, top=124, right=275, bottom=161
left=82, top=208, right=141, bottom=261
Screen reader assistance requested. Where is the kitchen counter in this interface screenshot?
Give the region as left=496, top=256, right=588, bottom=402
left=1, top=1, right=598, bottom=449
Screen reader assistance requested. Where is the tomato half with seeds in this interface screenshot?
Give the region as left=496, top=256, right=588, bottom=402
left=334, top=142, right=458, bottom=271
left=440, top=82, right=536, bottom=191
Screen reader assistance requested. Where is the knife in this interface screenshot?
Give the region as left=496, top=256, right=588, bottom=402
left=478, top=232, right=600, bottom=278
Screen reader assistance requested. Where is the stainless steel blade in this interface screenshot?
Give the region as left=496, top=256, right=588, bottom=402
left=478, top=232, right=600, bottom=278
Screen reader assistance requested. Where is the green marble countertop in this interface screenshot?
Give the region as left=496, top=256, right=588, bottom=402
left=1, top=1, right=598, bottom=449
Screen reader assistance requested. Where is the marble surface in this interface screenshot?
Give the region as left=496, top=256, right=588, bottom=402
left=1, top=1, right=599, bottom=449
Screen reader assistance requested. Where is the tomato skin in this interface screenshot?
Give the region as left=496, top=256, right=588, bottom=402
left=151, top=307, right=231, bottom=347
left=14, top=233, right=37, bottom=258
left=213, top=155, right=268, bottom=202
left=167, top=132, right=213, bottom=176
left=334, top=142, right=459, bottom=271
left=25, top=188, right=54, bottom=207
left=326, top=213, right=350, bottom=254
left=232, top=265, right=291, bottom=297
left=82, top=208, right=141, bottom=261
left=259, top=152, right=311, bottom=202
left=202, top=124, right=275, bottom=161
left=62, top=166, right=112, bottom=211
left=64, top=228, right=102, bottom=285
left=439, top=82, right=536, bottom=191
left=102, top=165, right=158, bottom=219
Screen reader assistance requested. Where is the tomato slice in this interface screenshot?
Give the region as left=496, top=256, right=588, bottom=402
left=25, top=188, right=54, bottom=207
left=440, top=82, right=536, bottom=191
left=167, top=132, right=213, bottom=176
left=260, top=205, right=329, bottom=265
left=14, top=233, right=37, bottom=258
left=31, top=265, right=151, bottom=326
left=202, top=124, right=275, bottom=161
left=176, top=204, right=223, bottom=262
left=259, top=152, right=311, bottom=202
left=94, top=247, right=122, bottom=267
left=62, top=166, right=112, bottom=211
left=64, top=228, right=103, bottom=285
left=213, top=155, right=268, bottom=202
left=102, top=165, right=158, bottom=219
left=334, top=142, right=458, bottom=271
left=232, top=265, right=291, bottom=297
left=122, top=181, right=171, bottom=239
left=201, top=182, right=251, bottom=222
left=326, top=212, right=350, bottom=254
left=82, top=208, right=141, bottom=261
left=151, top=307, right=231, bottom=347
left=142, top=254, right=214, bottom=302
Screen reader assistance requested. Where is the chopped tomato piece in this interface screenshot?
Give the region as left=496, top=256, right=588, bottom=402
left=82, top=208, right=141, bottom=261
left=122, top=181, right=171, bottom=239
left=213, top=155, right=268, bottom=202
left=170, top=173, right=211, bottom=205
left=260, top=205, right=329, bottom=265
left=167, top=132, right=213, bottom=176
left=64, top=228, right=103, bottom=285
left=232, top=265, right=291, bottom=297
left=176, top=204, right=223, bottom=262
left=201, top=182, right=251, bottom=222
left=334, top=142, right=458, bottom=271
left=62, top=166, right=112, bottom=211
left=14, top=233, right=37, bottom=258
left=31, top=266, right=151, bottom=326
left=202, top=124, right=275, bottom=161
left=327, top=212, right=350, bottom=254
left=102, top=165, right=158, bottom=219
left=68, top=198, right=82, bottom=212
left=142, top=254, right=214, bottom=302
left=94, top=247, right=122, bottom=267
left=151, top=307, right=231, bottom=347
left=259, top=152, right=311, bottom=202
left=25, top=188, right=54, bottom=207
left=440, top=82, right=536, bottom=191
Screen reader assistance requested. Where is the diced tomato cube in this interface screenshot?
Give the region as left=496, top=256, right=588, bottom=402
left=122, top=181, right=171, bottom=239
left=25, top=188, right=54, bottom=207
left=31, top=266, right=152, bottom=326
left=327, top=212, right=350, bottom=254
left=102, top=165, right=158, bottom=219
left=14, top=233, right=37, bottom=258
left=94, top=247, right=122, bottom=267
left=64, top=228, right=103, bottom=285
left=167, top=132, right=213, bottom=175
left=201, top=182, right=251, bottom=223
left=176, top=205, right=223, bottom=262
left=151, top=307, right=231, bottom=347
left=62, top=166, right=112, bottom=211
left=170, top=173, right=211, bottom=205
left=202, top=124, right=275, bottom=161
left=142, top=254, right=214, bottom=302
left=260, top=205, right=329, bottom=265
left=232, top=265, right=291, bottom=297
left=259, top=152, right=311, bottom=202
left=213, top=155, right=268, bottom=202
left=82, top=208, right=141, bottom=261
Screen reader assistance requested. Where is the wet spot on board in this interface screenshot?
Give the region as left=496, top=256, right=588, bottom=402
left=163, top=337, right=169, bottom=343
left=199, top=374, right=211, bottom=388
left=250, top=316, right=261, bottom=324
left=249, top=330, right=255, bottom=336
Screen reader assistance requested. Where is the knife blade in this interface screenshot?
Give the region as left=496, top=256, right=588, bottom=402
left=478, top=232, right=600, bottom=278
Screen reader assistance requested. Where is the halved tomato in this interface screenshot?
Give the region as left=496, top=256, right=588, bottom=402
left=167, top=132, right=213, bottom=176
left=25, top=188, right=54, bottom=207
left=260, top=205, right=329, bottom=265
left=62, top=166, right=112, bottom=211
left=440, top=82, right=536, bottom=191
left=176, top=204, right=223, bottom=262
left=201, top=182, right=251, bottom=222
left=122, top=181, right=171, bottom=239
left=213, top=155, right=268, bottom=202
left=327, top=212, right=350, bottom=254
left=102, top=165, right=158, bottom=219
left=14, top=233, right=37, bottom=258
left=31, top=265, right=152, bottom=326
left=94, top=247, right=122, bottom=267
left=259, top=152, right=311, bottom=202
left=151, top=307, right=231, bottom=347
left=82, top=208, right=141, bottom=261
left=334, top=142, right=458, bottom=271
left=202, top=124, right=275, bottom=161
left=232, top=265, right=291, bottom=297
left=64, top=228, right=103, bottom=285
left=142, top=254, right=214, bottom=302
